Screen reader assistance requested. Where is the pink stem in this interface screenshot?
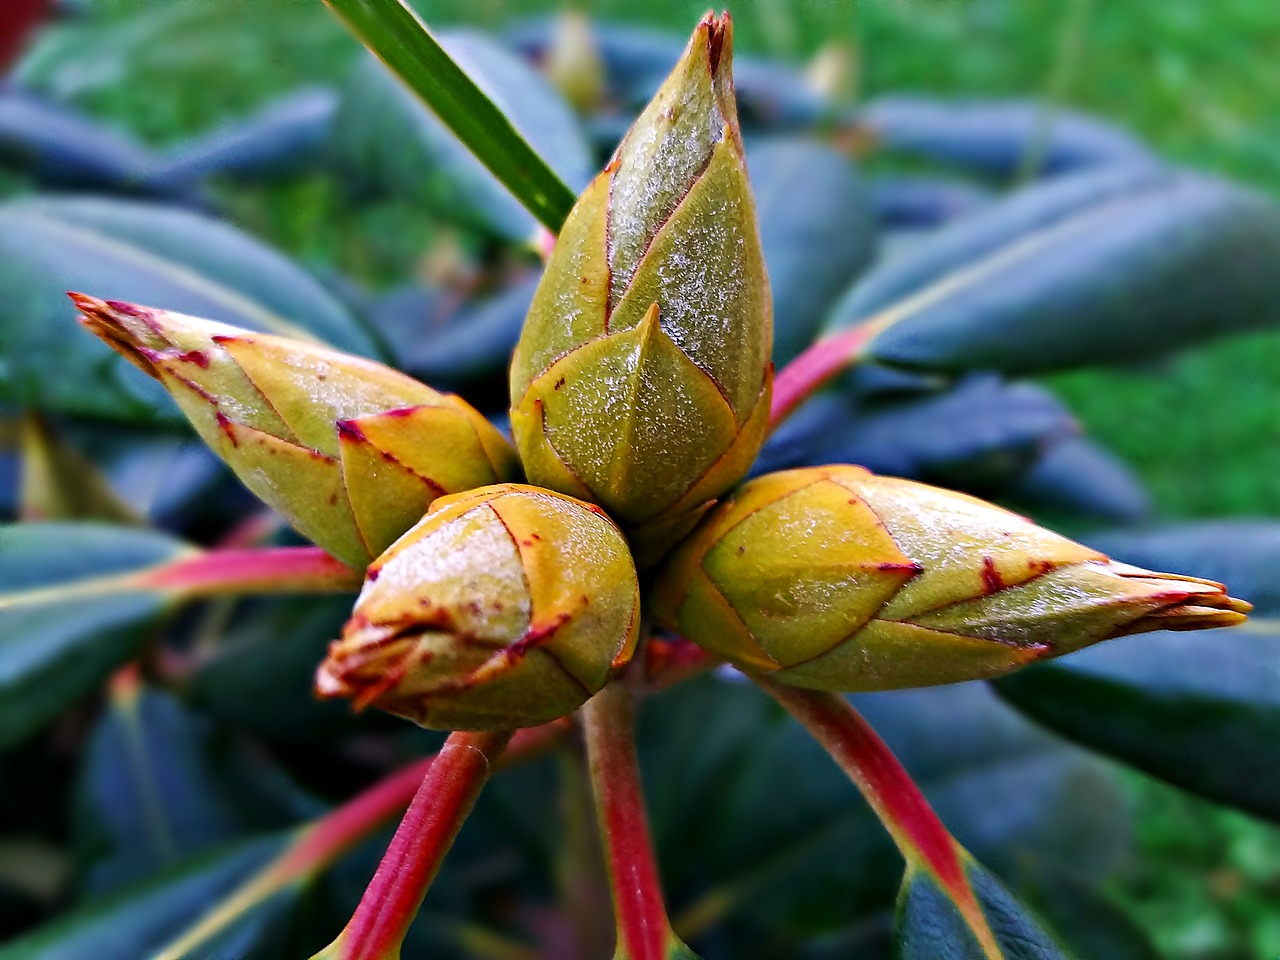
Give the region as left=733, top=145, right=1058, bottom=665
left=755, top=679, right=999, bottom=954
left=769, top=325, right=879, bottom=432
left=583, top=680, right=673, bottom=960
left=0, top=0, right=50, bottom=74
left=138, top=546, right=362, bottom=595
left=334, top=730, right=514, bottom=960
left=156, top=724, right=567, bottom=960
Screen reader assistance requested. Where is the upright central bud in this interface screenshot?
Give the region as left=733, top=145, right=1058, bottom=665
left=510, top=13, right=773, bottom=565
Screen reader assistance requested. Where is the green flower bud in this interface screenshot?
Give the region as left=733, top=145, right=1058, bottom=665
left=75, top=295, right=518, bottom=568
left=651, top=465, right=1250, bottom=691
left=316, top=483, right=640, bottom=730
left=510, top=13, right=772, bottom=565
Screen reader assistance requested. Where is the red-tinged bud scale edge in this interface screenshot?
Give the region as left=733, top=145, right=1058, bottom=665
left=510, top=13, right=772, bottom=566
left=317, top=484, right=640, bottom=730
left=652, top=465, right=1250, bottom=691
left=74, top=294, right=519, bottom=568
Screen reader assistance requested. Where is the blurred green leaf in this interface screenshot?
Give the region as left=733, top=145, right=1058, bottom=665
left=0, top=834, right=295, bottom=960
left=0, top=91, right=164, bottom=195
left=895, top=863, right=1071, bottom=960
left=1005, top=436, right=1152, bottom=526
left=186, top=595, right=372, bottom=743
left=749, top=138, right=876, bottom=364
left=326, top=0, right=580, bottom=235
left=862, top=97, right=1152, bottom=178
left=74, top=684, right=314, bottom=895
left=867, top=175, right=990, bottom=229
left=506, top=19, right=835, bottom=130
left=997, top=521, right=1280, bottom=821
left=1014, top=862, right=1160, bottom=960
left=995, top=625, right=1280, bottom=822
left=147, top=86, right=340, bottom=189
left=828, top=166, right=1280, bottom=375
left=0, top=197, right=381, bottom=422
left=397, top=275, right=538, bottom=398
left=0, top=523, right=189, bottom=750
left=644, top=677, right=1127, bottom=953
left=754, top=377, right=1075, bottom=497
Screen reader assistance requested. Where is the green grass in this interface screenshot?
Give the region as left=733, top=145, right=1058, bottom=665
left=16, top=1, right=1280, bottom=956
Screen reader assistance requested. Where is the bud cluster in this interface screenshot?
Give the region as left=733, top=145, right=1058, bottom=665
left=75, top=13, right=1249, bottom=735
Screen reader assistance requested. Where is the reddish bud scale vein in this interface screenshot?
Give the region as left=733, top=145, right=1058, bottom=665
left=139, top=546, right=363, bottom=595
left=756, top=679, right=1002, bottom=959
left=334, top=729, right=514, bottom=960
left=583, top=681, right=673, bottom=960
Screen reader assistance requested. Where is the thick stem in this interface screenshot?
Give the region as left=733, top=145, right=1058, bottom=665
left=155, top=724, right=564, bottom=960
left=582, top=680, right=676, bottom=960
left=768, top=325, right=880, bottom=432
left=325, top=729, right=514, bottom=960
left=138, top=546, right=362, bottom=596
left=755, top=679, right=1001, bottom=960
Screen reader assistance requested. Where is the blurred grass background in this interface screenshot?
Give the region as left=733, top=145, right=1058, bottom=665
left=16, top=0, right=1280, bottom=955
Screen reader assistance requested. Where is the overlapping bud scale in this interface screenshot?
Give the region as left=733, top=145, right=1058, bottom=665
left=75, top=295, right=518, bottom=568
left=511, top=14, right=772, bottom=564
left=652, top=466, right=1250, bottom=691
left=317, top=484, right=639, bottom=730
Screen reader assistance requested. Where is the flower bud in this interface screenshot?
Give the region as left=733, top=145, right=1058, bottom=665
left=651, top=465, right=1249, bottom=691
left=510, top=13, right=772, bottom=565
left=316, top=484, right=640, bottom=730
left=75, top=295, right=518, bottom=568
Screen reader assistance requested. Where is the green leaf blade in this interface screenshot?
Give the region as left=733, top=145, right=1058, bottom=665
left=896, top=863, right=1073, bottom=960
left=324, top=0, right=577, bottom=234
left=0, top=197, right=380, bottom=422
left=995, top=521, right=1280, bottom=821
left=0, top=523, right=190, bottom=749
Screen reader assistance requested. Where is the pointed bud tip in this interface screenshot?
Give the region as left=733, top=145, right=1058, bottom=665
left=71, top=293, right=164, bottom=377
left=701, top=10, right=731, bottom=72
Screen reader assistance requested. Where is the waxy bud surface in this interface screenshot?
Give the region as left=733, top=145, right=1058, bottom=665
left=652, top=465, right=1250, bottom=691
left=316, top=484, right=640, bottom=730
left=75, top=295, right=518, bottom=568
left=510, top=13, right=772, bottom=564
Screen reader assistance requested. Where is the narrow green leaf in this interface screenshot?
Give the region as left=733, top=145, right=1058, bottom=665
left=332, top=34, right=591, bottom=242
left=0, top=523, right=191, bottom=749
left=323, top=0, right=577, bottom=233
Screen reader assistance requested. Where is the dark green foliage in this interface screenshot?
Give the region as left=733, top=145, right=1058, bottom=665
left=0, top=524, right=186, bottom=749
left=0, top=2, right=1276, bottom=957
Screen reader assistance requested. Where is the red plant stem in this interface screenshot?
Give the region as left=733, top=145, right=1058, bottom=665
left=333, top=729, right=514, bottom=960
left=138, top=546, right=363, bottom=595
left=583, top=680, right=673, bottom=960
left=0, top=0, right=50, bottom=75
left=755, top=679, right=1001, bottom=958
left=155, top=723, right=566, bottom=960
left=768, top=324, right=880, bottom=432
